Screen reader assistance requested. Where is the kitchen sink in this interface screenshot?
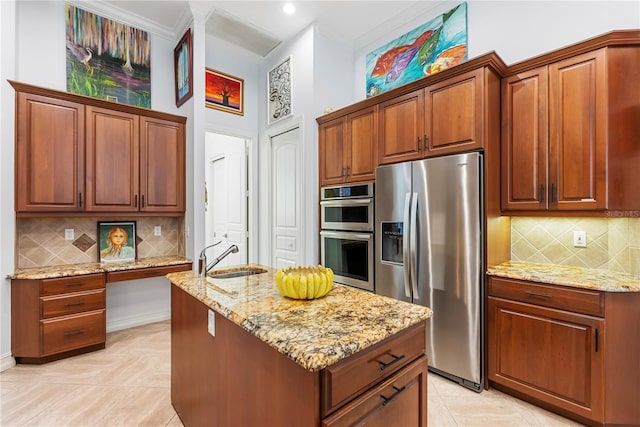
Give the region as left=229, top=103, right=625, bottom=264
left=208, top=267, right=268, bottom=279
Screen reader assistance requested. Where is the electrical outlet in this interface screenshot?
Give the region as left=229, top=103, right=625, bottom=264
left=64, top=229, right=75, bottom=241
left=573, top=230, right=587, bottom=247
left=154, top=226, right=161, bottom=236
left=208, top=309, right=215, bottom=336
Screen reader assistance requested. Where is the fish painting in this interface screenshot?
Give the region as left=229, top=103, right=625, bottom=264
left=365, top=2, right=468, bottom=98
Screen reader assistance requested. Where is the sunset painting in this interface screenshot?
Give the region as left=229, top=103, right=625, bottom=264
left=205, top=68, right=244, bottom=115
left=365, top=2, right=467, bottom=98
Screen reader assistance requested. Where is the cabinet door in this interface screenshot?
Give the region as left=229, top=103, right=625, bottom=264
left=322, top=356, right=427, bottom=427
left=549, top=49, right=607, bottom=210
left=501, top=67, right=549, bottom=211
left=425, top=68, right=484, bottom=155
left=488, top=297, right=604, bottom=423
left=15, top=93, right=85, bottom=213
left=319, top=118, right=346, bottom=186
left=85, top=107, right=139, bottom=212
left=378, top=90, right=424, bottom=164
left=346, top=106, right=377, bottom=183
left=140, top=116, right=185, bottom=212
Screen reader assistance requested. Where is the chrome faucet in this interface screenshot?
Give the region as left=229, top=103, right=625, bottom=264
left=198, top=243, right=239, bottom=279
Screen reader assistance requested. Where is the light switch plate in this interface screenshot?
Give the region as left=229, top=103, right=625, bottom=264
left=64, top=229, right=75, bottom=241
left=154, top=226, right=161, bottom=236
left=208, top=309, right=215, bottom=336
left=573, top=230, right=587, bottom=247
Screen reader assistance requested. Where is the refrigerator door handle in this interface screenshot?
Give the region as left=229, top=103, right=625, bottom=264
left=402, top=193, right=412, bottom=298
left=409, top=192, right=419, bottom=298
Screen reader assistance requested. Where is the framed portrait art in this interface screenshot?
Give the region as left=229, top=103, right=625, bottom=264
left=268, top=56, right=292, bottom=124
left=174, top=28, right=193, bottom=107
left=98, top=221, right=137, bottom=263
left=205, top=68, right=244, bottom=115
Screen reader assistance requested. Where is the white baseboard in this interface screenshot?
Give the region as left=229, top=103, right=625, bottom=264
left=1, top=353, right=16, bottom=372
left=106, top=309, right=171, bottom=333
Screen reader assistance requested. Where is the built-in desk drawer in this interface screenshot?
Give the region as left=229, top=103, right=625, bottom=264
left=489, top=277, right=604, bottom=316
left=321, top=321, right=426, bottom=417
left=41, top=289, right=105, bottom=318
left=41, top=273, right=105, bottom=296
left=42, top=310, right=106, bottom=356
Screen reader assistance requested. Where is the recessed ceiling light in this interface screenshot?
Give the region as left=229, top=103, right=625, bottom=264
left=283, top=3, right=295, bottom=15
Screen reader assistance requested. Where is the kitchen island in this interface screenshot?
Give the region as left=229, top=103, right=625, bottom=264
left=167, top=266, right=432, bottom=427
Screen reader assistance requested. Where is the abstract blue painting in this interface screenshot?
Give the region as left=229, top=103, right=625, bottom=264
left=365, top=3, right=468, bottom=98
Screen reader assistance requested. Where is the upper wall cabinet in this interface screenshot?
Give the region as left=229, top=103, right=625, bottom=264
left=319, top=106, right=378, bottom=186
left=379, top=67, right=494, bottom=164
left=502, top=31, right=640, bottom=214
left=11, top=81, right=186, bottom=216
left=15, top=92, right=86, bottom=213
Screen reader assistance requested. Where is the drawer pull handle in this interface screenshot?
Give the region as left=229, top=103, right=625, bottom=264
left=380, top=385, right=407, bottom=407
left=63, top=329, right=85, bottom=337
left=64, top=282, right=85, bottom=287
left=64, top=301, right=85, bottom=307
left=378, top=353, right=405, bottom=371
left=525, top=291, right=553, bottom=299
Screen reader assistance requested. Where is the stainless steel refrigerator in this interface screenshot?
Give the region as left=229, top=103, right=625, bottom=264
left=375, top=152, right=483, bottom=391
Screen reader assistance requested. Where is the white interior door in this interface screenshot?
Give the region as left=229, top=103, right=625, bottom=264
left=271, top=127, right=301, bottom=268
left=206, top=134, right=247, bottom=267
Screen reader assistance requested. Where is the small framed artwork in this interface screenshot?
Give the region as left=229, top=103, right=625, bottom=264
left=268, top=56, right=292, bottom=125
left=174, top=28, right=193, bottom=107
left=205, top=68, right=244, bottom=115
left=98, top=221, right=137, bottom=263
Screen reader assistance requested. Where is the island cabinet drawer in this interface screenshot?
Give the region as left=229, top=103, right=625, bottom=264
left=41, top=289, right=105, bottom=318
left=321, top=321, right=426, bottom=417
left=41, top=274, right=105, bottom=296
left=489, top=278, right=604, bottom=317
left=322, top=356, right=428, bottom=427
left=41, top=310, right=106, bottom=356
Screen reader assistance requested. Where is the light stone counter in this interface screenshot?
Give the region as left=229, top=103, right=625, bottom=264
left=167, top=265, right=432, bottom=372
left=8, top=255, right=192, bottom=280
left=487, top=261, right=640, bottom=292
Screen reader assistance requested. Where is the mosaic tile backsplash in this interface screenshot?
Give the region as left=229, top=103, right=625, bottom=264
left=511, top=217, right=640, bottom=275
left=17, top=217, right=184, bottom=268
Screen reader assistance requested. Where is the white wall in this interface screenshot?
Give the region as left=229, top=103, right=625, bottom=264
left=353, top=0, right=640, bottom=102
left=0, top=0, right=193, bottom=368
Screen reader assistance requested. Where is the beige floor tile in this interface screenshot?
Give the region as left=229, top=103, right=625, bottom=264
left=2, top=321, right=584, bottom=427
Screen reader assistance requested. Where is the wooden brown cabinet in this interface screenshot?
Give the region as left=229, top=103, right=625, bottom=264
left=379, top=67, right=493, bottom=164
left=11, top=80, right=186, bottom=216
left=11, top=273, right=106, bottom=363
left=15, top=91, right=85, bottom=213
left=319, top=106, right=377, bottom=186
left=487, top=277, right=640, bottom=426
left=502, top=42, right=640, bottom=213
left=171, top=284, right=427, bottom=426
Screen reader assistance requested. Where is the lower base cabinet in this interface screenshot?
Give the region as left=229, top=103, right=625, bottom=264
left=170, top=285, right=428, bottom=427
left=487, top=277, right=640, bottom=427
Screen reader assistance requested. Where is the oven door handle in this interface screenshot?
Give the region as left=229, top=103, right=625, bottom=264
left=320, top=198, right=373, bottom=206
left=320, top=230, right=372, bottom=240
left=402, top=193, right=412, bottom=299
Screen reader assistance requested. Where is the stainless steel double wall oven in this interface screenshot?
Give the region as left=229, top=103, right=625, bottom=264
left=320, top=183, right=374, bottom=292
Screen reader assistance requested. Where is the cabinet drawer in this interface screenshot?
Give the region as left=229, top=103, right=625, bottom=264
left=321, top=322, right=425, bottom=416
left=42, top=310, right=105, bottom=355
left=105, top=263, right=192, bottom=283
left=322, top=356, right=428, bottom=427
left=41, top=289, right=105, bottom=318
left=489, top=278, right=604, bottom=316
left=41, top=274, right=105, bottom=296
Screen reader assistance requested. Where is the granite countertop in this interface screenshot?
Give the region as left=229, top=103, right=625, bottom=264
left=8, top=255, right=192, bottom=280
left=487, top=261, right=640, bottom=292
left=167, top=265, right=432, bottom=372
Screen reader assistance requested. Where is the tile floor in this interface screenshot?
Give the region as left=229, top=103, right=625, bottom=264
left=0, top=321, right=584, bottom=427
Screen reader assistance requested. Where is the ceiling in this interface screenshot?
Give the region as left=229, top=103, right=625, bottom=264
left=93, top=1, right=444, bottom=56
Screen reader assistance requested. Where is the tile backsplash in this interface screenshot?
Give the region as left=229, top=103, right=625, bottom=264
left=17, top=217, right=184, bottom=268
left=511, top=217, right=640, bottom=275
